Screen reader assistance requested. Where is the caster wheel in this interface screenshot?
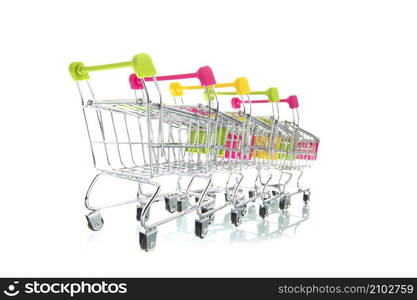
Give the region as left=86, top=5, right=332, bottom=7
left=137, top=206, right=150, bottom=222
left=87, top=216, right=104, bottom=231
left=86, top=211, right=104, bottom=231
left=272, top=190, right=278, bottom=196
left=139, top=228, right=157, bottom=252
left=248, top=190, right=255, bottom=198
left=279, top=196, right=291, bottom=211
left=303, top=192, right=310, bottom=203
left=177, top=196, right=188, bottom=212
left=259, top=204, right=269, bottom=219
left=195, top=219, right=209, bottom=239
left=231, top=211, right=242, bottom=227
left=164, top=196, right=178, bottom=213
left=87, top=218, right=103, bottom=231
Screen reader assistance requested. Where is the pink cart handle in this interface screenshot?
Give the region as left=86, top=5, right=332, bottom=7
left=129, top=73, right=144, bottom=90
left=129, top=66, right=216, bottom=90
left=231, top=95, right=299, bottom=109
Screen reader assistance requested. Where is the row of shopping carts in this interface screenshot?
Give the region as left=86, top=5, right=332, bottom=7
left=69, top=53, right=320, bottom=251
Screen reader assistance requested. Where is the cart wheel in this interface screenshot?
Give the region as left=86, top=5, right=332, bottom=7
left=248, top=190, right=255, bottom=198
left=164, top=196, right=177, bottom=213
left=231, top=211, right=242, bottom=227
left=176, top=195, right=188, bottom=213
left=195, top=219, right=209, bottom=239
left=86, top=211, right=104, bottom=231
left=259, top=204, right=269, bottom=219
left=272, top=190, right=278, bottom=196
left=136, top=205, right=150, bottom=222
left=303, top=191, right=310, bottom=203
left=139, top=228, right=157, bottom=252
left=279, top=196, right=291, bottom=211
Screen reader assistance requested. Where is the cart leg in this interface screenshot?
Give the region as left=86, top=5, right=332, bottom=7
left=202, top=204, right=215, bottom=224
left=84, top=173, right=104, bottom=231
left=136, top=205, right=150, bottom=222
left=224, top=187, right=234, bottom=202
left=199, top=193, right=216, bottom=224
left=84, top=173, right=102, bottom=211
left=139, top=228, right=158, bottom=252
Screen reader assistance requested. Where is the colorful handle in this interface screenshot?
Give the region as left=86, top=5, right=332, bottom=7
left=231, top=95, right=299, bottom=109
left=169, top=77, right=251, bottom=97
left=129, top=66, right=216, bottom=90
left=218, top=87, right=279, bottom=102
left=69, top=53, right=156, bottom=81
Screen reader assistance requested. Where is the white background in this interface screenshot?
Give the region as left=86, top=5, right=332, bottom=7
left=0, top=0, right=416, bottom=277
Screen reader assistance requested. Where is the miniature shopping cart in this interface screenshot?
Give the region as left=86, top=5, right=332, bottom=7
left=223, top=90, right=320, bottom=217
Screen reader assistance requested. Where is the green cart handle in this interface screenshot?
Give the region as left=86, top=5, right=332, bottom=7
left=69, top=53, right=157, bottom=81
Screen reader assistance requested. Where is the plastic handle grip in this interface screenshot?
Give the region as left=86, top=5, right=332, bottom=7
left=145, top=66, right=216, bottom=86
left=132, top=53, right=157, bottom=78
left=69, top=53, right=156, bottom=81
left=231, top=95, right=299, bottom=109
left=169, top=77, right=251, bottom=97
left=129, top=73, right=144, bottom=90
left=216, top=77, right=251, bottom=95
left=218, top=87, right=279, bottom=102
left=280, top=95, right=299, bottom=109
left=129, top=66, right=216, bottom=90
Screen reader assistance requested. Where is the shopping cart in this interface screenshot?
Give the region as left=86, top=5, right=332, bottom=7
left=224, top=89, right=320, bottom=217
left=132, top=76, right=255, bottom=239
left=70, top=54, right=230, bottom=249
